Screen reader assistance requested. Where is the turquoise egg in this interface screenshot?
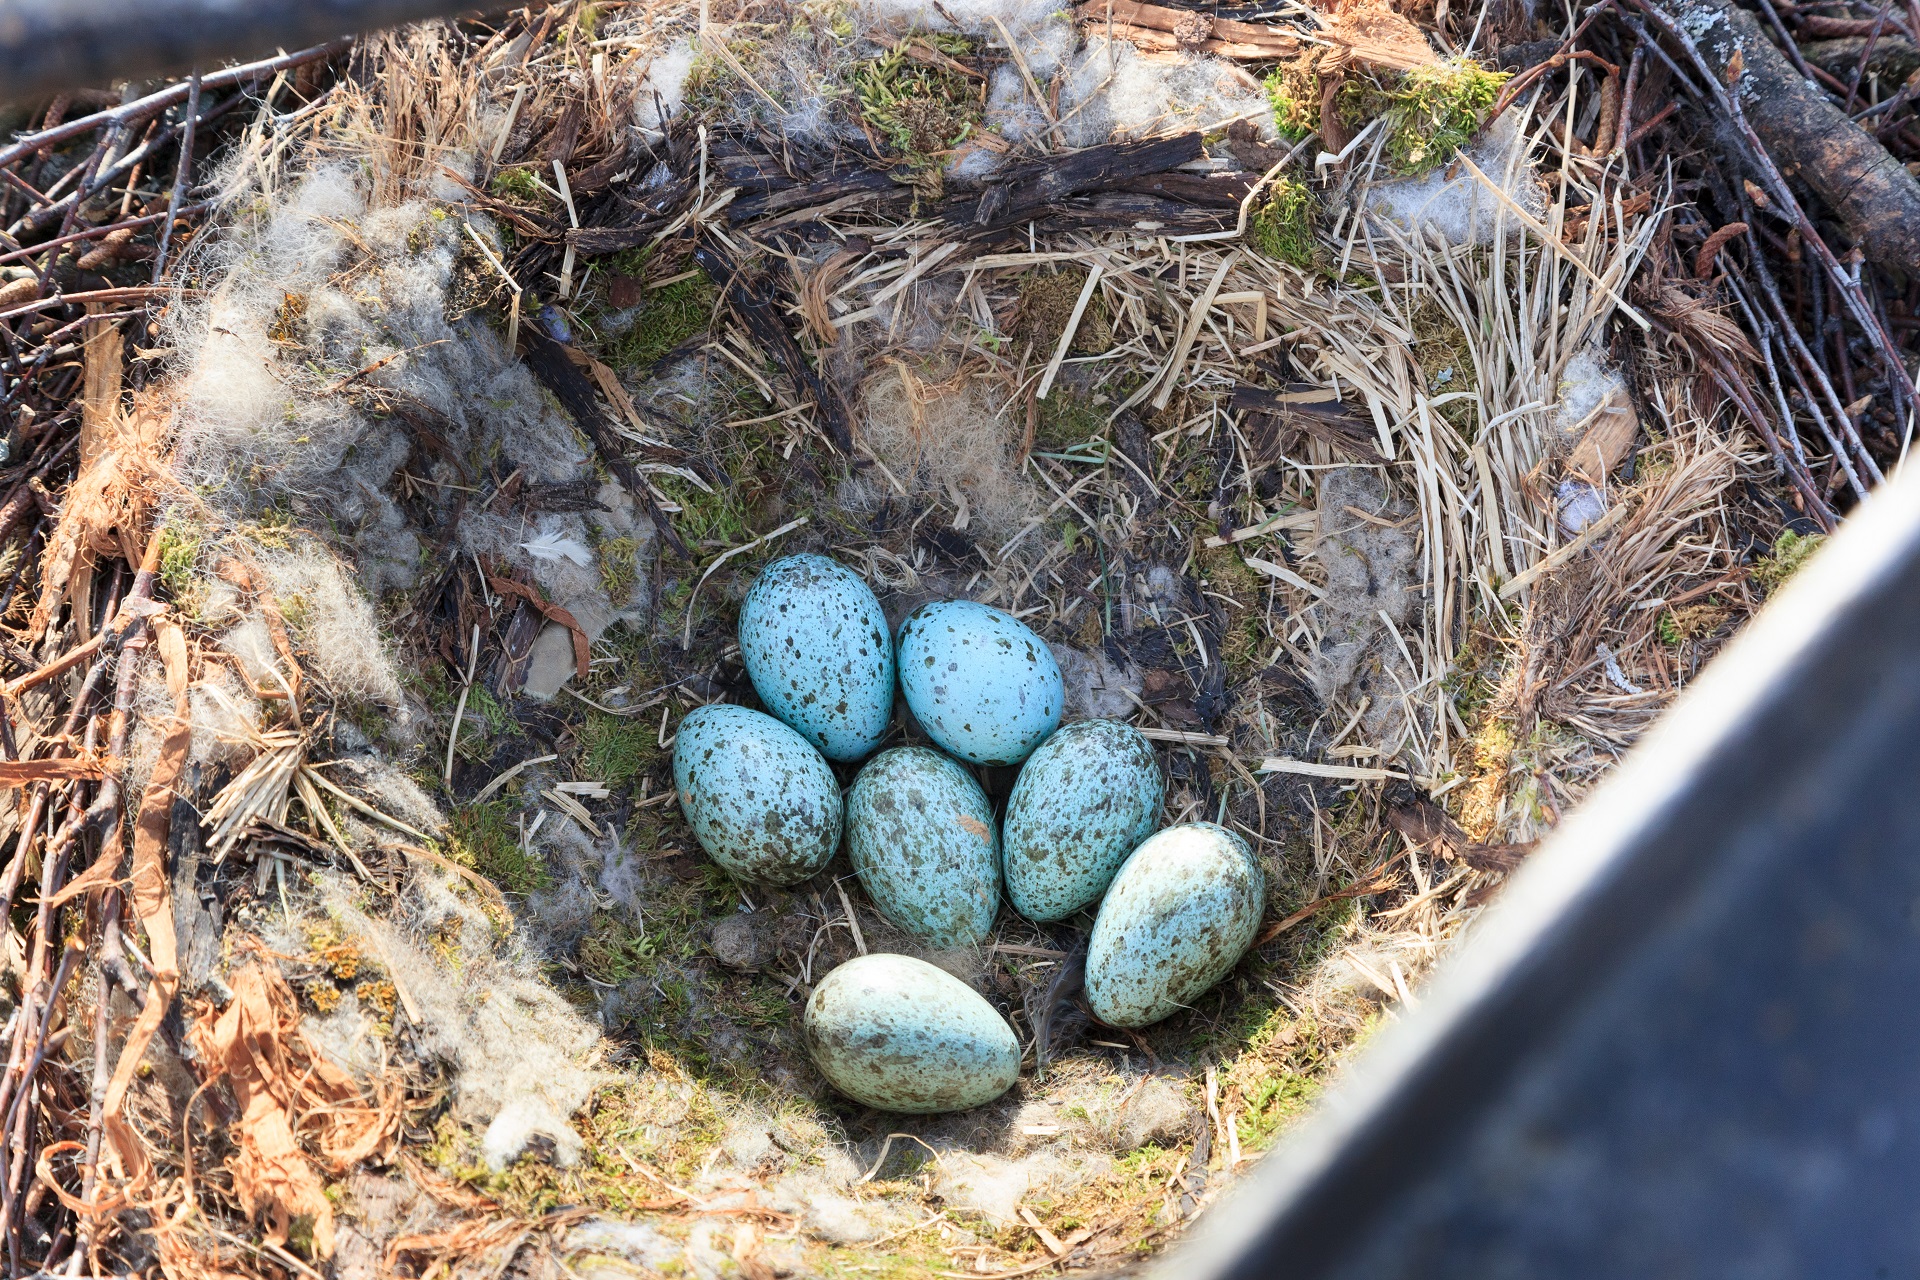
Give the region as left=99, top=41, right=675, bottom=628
left=896, top=601, right=1063, bottom=766
left=1085, top=823, right=1266, bottom=1028
left=804, top=954, right=1020, bottom=1113
left=672, top=704, right=842, bottom=885
left=1003, top=719, right=1164, bottom=922
left=847, top=747, right=1000, bottom=948
left=738, top=554, right=894, bottom=762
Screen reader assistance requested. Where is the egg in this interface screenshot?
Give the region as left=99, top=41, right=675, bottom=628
left=896, top=601, right=1063, bottom=766
left=738, top=554, right=894, bottom=762
left=1085, top=823, right=1266, bottom=1028
left=672, top=704, right=842, bottom=885
left=847, top=747, right=1000, bottom=948
left=804, top=954, right=1020, bottom=1113
left=1002, top=719, right=1164, bottom=922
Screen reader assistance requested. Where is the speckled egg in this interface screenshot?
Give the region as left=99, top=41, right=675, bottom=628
left=847, top=747, right=1000, bottom=948
left=738, top=554, right=894, bottom=763
left=672, top=704, right=842, bottom=886
left=804, top=954, right=1020, bottom=1113
left=1003, top=719, right=1164, bottom=922
left=1085, top=823, right=1266, bottom=1028
left=896, top=601, right=1063, bottom=766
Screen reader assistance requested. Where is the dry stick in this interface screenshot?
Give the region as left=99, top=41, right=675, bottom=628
left=69, top=590, right=156, bottom=1264
left=1724, top=271, right=1843, bottom=524
left=1633, top=0, right=1920, bottom=408
left=1, top=939, right=85, bottom=1266
left=1754, top=0, right=1825, bottom=85
left=1738, top=209, right=1883, bottom=493
left=0, top=42, right=343, bottom=173
left=0, top=574, right=128, bottom=1141
left=0, top=201, right=214, bottom=268
left=151, top=70, right=200, bottom=282
left=1844, top=0, right=1898, bottom=111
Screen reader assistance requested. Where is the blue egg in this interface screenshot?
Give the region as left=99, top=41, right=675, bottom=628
left=738, top=554, right=894, bottom=762
left=896, top=601, right=1063, bottom=766
left=1085, top=823, right=1266, bottom=1028
left=672, top=704, right=842, bottom=885
left=804, top=954, right=1020, bottom=1113
left=847, top=747, right=1000, bottom=948
left=1003, top=720, right=1164, bottom=922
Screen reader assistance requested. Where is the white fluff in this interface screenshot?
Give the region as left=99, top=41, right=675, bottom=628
left=519, top=530, right=595, bottom=567
left=636, top=42, right=697, bottom=132
left=1361, top=113, right=1546, bottom=247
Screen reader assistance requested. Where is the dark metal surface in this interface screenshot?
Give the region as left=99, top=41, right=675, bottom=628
left=0, top=0, right=484, bottom=103
left=1163, top=476, right=1920, bottom=1278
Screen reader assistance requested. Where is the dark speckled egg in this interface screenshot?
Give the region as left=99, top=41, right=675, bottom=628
left=738, top=554, right=894, bottom=763
left=1003, top=719, right=1164, bottom=922
left=804, top=954, right=1020, bottom=1113
left=847, top=747, right=1000, bottom=948
left=1085, top=823, right=1265, bottom=1028
left=896, top=600, right=1063, bottom=766
left=672, top=704, right=842, bottom=885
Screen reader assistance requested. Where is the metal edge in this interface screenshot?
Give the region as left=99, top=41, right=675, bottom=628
left=1158, top=464, right=1920, bottom=1280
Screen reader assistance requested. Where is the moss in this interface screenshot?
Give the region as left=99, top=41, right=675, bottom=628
left=1408, top=301, right=1478, bottom=436
left=1034, top=392, right=1105, bottom=453
left=599, top=256, right=717, bottom=372
left=1661, top=602, right=1729, bottom=644
left=852, top=37, right=985, bottom=163
left=1222, top=1006, right=1330, bottom=1151
left=1338, top=60, right=1510, bottom=174
left=447, top=798, right=549, bottom=895
left=577, top=911, right=658, bottom=984
left=1455, top=715, right=1514, bottom=841
left=1248, top=178, right=1316, bottom=269
left=490, top=165, right=545, bottom=204
left=1264, top=55, right=1323, bottom=141
left=1013, top=269, right=1112, bottom=356
left=581, top=709, right=661, bottom=785
left=155, top=519, right=203, bottom=616
left=599, top=535, right=640, bottom=597
left=1751, top=529, right=1823, bottom=594
left=267, top=291, right=308, bottom=344
left=1197, top=545, right=1269, bottom=673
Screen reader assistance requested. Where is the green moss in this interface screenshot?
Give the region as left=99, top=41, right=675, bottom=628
left=155, top=520, right=203, bottom=615
left=447, top=799, right=548, bottom=895
left=1338, top=60, right=1510, bottom=174
left=599, top=535, right=640, bottom=597
left=1751, top=529, right=1824, bottom=594
left=577, top=912, right=658, bottom=984
left=599, top=255, right=717, bottom=371
left=1034, top=392, right=1105, bottom=453
left=852, top=37, right=984, bottom=162
left=1249, top=178, right=1316, bottom=269
left=1264, top=58, right=1322, bottom=141
left=581, top=709, right=661, bottom=784
left=489, top=165, right=544, bottom=204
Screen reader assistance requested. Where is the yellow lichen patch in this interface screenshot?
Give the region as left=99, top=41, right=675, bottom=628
left=1454, top=716, right=1515, bottom=842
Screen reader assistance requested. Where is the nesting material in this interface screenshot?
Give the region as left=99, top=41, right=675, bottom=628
left=321, top=874, right=611, bottom=1169
left=1308, top=468, right=1421, bottom=753
left=855, top=366, right=1039, bottom=543
left=1361, top=113, right=1547, bottom=245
